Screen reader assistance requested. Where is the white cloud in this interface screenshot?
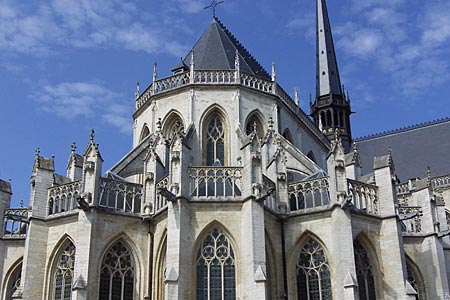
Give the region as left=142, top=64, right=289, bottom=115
left=0, top=0, right=189, bottom=58
left=30, top=82, right=132, bottom=134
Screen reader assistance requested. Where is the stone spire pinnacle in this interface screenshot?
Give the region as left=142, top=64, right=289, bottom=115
left=316, top=0, right=342, bottom=97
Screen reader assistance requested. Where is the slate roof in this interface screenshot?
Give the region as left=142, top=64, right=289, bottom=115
left=355, top=118, right=450, bottom=182
left=173, top=18, right=270, bottom=79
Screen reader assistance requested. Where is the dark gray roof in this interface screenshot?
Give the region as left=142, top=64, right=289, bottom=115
left=173, top=18, right=270, bottom=79
left=356, top=118, right=450, bottom=181
left=53, top=174, right=71, bottom=185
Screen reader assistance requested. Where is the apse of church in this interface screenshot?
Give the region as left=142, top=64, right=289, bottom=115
left=1, top=0, right=450, bottom=300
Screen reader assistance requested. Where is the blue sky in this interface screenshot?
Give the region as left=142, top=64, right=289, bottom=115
left=1, top=0, right=450, bottom=207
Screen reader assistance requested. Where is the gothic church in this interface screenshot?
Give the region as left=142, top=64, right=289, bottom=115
left=2, top=0, right=450, bottom=299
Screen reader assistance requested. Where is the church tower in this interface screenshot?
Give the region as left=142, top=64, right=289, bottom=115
left=311, top=0, right=352, bottom=152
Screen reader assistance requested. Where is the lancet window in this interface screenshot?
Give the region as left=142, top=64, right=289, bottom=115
left=6, top=262, right=22, bottom=300
left=205, top=114, right=225, bottom=166
left=53, top=242, right=76, bottom=300
left=196, top=228, right=236, bottom=300
left=296, top=238, right=333, bottom=300
left=164, top=116, right=184, bottom=141
left=99, top=240, right=134, bottom=300
left=354, top=240, right=376, bottom=300
left=245, top=114, right=264, bottom=137
left=406, top=260, right=425, bottom=300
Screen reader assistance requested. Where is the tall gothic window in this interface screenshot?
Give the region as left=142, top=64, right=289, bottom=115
left=406, top=260, right=425, bottom=300
left=6, top=262, right=22, bottom=300
left=296, top=238, right=332, bottom=300
left=205, top=115, right=225, bottom=166
left=196, top=228, right=236, bottom=300
left=54, top=242, right=75, bottom=300
left=99, top=240, right=134, bottom=300
left=354, top=240, right=376, bottom=300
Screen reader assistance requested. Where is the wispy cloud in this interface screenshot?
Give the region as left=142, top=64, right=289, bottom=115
left=0, top=0, right=194, bottom=58
left=30, top=82, right=132, bottom=134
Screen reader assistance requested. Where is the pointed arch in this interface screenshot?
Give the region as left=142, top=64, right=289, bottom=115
left=200, top=105, right=229, bottom=166
left=46, top=235, right=76, bottom=300
left=405, top=256, right=426, bottom=300
left=353, top=235, right=381, bottom=300
left=244, top=110, right=266, bottom=137
left=290, top=231, right=333, bottom=300
left=2, top=258, right=22, bottom=300
left=139, top=124, right=150, bottom=142
left=162, top=110, right=185, bottom=140
left=98, top=236, right=137, bottom=300
left=193, top=221, right=238, bottom=300
left=154, top=231, right=167, bottom=300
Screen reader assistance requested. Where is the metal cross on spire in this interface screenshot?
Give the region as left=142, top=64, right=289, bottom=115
left=204, top=0, right=224, bottom=18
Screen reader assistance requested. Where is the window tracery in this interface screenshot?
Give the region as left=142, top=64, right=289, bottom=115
left=6, top=262, right=22, bottom=300
left=296, top=238, right=333, bottom=300
left=354, top=240, right=376, bottom=300
left=205, top=115, right=225, bottom=166
left=54, top=242, right=75, bottom=300
left=196, top=228, right=236, bottom=300
left=406, top=260, right=425, bottom=300
left=99, top=240, right=134, bottom=300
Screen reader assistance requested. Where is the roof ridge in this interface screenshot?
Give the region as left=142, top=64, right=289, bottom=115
left=355, top=117, right=450, bottom=141
left=214, top=17, right=270, bottom=78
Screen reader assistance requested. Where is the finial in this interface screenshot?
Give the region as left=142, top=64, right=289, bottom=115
left=342, top=84, right=345, bottom=94
left=334, top=128, right=340, bottom=141
left=204, top=0, right=224, bottom=18
left=268, top=117, right=274, bottom=131
left=427, top=166, right=431, bottom=180
left=387, top=146, right=392, bottom=157
left=294, top=87, right=299, bottom=106
left=346, top=91, right=350, bottom=102
left=35, top=147, right=40, bottom=157
left=152, top=62, right=157, bottom=83
left=352, top=141, right=358, bottom=154
left=190, top=51, right=195, bottom=69
left=156, top=118, right=162, bottom=132
left=71, top=142, right=76, bottom=154
left=309, top=93, right=313, bottom=107
left=252, top=121, right=257, bottom=133
left=135, top=81, right=140, bottom=99
left=90, top=129, right=95, bottom=142
left=20, top=200, right=23, bottom=208
left=271, top=61, right=276, bottom=82
left=234, top=49, right=240, bottom=70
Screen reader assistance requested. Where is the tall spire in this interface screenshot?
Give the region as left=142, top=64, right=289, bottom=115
left=316, top=0, right=342, bottom=97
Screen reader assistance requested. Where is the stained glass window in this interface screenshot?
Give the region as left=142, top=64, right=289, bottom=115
left=296, top=238, right=333, bottom=300
left=206, top=116, right=225, bottom=166
left=99, top=240, right=134, bottom=300
left=54, top=242, right=75, bottom=300
left=6, top=262, right=22, bottom=300
left=354, top=240, right=376, bottom=300
left=196, top=228, right=236, bottom=300
left=406, top=260, right=425, bottom=300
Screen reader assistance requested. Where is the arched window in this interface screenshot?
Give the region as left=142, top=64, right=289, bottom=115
left=296, top=238, right=332, bottom=299
left=326, top=111, right=332, bottom=128
left=196, top=228, right=236, bottom=300
left=354, top=240, right=376, bottom=300
left=5, top=262, right=22, bottom=300
left=99, top=240, right=134, bottom=300
left=139, top=125, right=150, bottom=142
left=164, top=115, right=184, bottom=141
left=53, top=242, right=76, bottom=300
left=205, top=114, right=225, bottom=166
left=155, top=237, right=167, bottom=300
left=406, top=259, right=426, bottom=300
left=245, top=114, right=264, bottom=137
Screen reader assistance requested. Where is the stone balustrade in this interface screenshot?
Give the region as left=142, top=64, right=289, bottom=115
left=189, top=167, right=242, bottom=199
left=398, top=206, right=423, bottom=233
left=431, top=174, right=450, bottom=188
left=3, top=208, right=29, bottom=238
left=155, top=175, right=169, bottom=213
left=348, top=179, right=379, bottom=215
left=99, top=178, right=143, bottom=214
left=48, top=181, right=81, bottom=215
left=288, top=177, right=330, bottom=211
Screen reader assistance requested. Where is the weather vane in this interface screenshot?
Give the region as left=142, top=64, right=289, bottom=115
left=204, top=0, right=224, bottom=18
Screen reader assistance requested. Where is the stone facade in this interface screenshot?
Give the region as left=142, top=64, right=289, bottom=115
left=2, top=2, right=450, bottom=300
